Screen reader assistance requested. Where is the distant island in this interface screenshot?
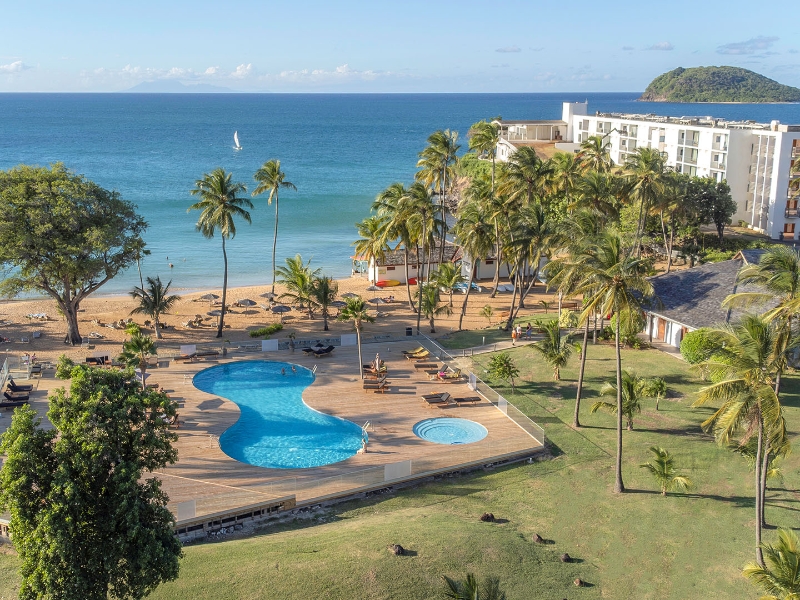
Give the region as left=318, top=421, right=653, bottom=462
left=638, top=66, right=800, bottom=103
left=123, top=80, right=239, bottom=93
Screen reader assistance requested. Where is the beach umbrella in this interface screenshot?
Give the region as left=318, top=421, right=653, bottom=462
left=341, top=292, right=358, bottom=299
left=271, top=304, right=291, bottom=323
left=237, top=298, right=257, bottom=307
left=134, top=369, right=150, bottom=383
left=330, top=300, right=346, bottom=308
left=199, top=293, right=219, bottom=302
left=367, top=297, right=385, bottom=305
left=365, top=285, right=380, bottom=292
left=260, top=292, right=278, bottom=300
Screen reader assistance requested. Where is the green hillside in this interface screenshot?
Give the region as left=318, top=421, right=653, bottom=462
left=638, top=66, right=800, bottom=103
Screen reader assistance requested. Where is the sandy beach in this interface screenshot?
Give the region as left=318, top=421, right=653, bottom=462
left=0, top=275, right=562, bottom=365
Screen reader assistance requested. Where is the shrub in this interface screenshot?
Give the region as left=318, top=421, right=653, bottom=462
left=699, top=249, right=736, bottom=264
left=55, top=354, right=76, bottom=379
left=249, top=323, right=284, bottom=338
left=680, top=328, right=716, bottom=364
left=559, top=309, right=578, bottom=329
left=610, top=310, right=645, bottom=346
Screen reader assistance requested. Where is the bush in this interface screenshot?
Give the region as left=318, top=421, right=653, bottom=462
left=610, top=310, right=646, bottom=346
left=559, top=309, right=578, bottom=329
left=55, top=354, right=76, bottom=379
left=249, top=323, right=284, bottom=338
left=680, top=328, right=716, bottom=364
left=699, top=249, right=736, bottom=264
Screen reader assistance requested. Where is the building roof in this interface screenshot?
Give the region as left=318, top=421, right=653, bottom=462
left=357, top=242, right=460, bottom=267
left=645, top=250, right=766, bottom=329
left=592, top=112, right=800, bottom=131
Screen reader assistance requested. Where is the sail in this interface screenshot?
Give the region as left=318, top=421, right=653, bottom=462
left=234, top=131, right=241, bottom=149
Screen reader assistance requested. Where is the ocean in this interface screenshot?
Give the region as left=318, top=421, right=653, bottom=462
left=1, top=93, right=799, bottom=296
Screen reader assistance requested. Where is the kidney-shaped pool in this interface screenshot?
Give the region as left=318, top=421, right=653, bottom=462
left=193, top=361, right=363, bottom=469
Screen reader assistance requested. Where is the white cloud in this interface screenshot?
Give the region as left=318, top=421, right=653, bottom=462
left=204, top=66, right=220, bottom=75
left=622, top=46, right=635, bottom=51
left=717, top=35, right=778, bottom=55
left=231, top=63, right=253, bottom=79
left=0, top=60, right=31, bottom=73
left=645, top=42, right=674, bottom=51
left=495, top=46, right=521, bottom=53
left=273, top=64, right=386, bottom=83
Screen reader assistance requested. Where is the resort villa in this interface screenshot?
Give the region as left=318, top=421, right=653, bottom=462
left=497, top=102, right=800, bottom=241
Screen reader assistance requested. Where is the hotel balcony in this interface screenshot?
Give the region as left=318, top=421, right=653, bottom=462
left=711, top=161, right=726, bottom=170
left=786, top=206, right=799, bottom=218
left=712, top=142, right=728, bottom=151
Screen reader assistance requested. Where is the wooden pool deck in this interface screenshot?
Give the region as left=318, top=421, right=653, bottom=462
left=2, top=341, right=543, bottom=520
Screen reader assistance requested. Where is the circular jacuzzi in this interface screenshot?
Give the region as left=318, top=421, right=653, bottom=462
left=413, top=418, right=488, bottom=445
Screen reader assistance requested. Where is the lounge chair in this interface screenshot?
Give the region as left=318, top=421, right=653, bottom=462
left=453, top=396, right=481, bottom=405
left=174, top=353, right=198, bottom=363
left=313, top=345, right=335, bottom=356
left=405, top=350, right=430, bottom=360
left=7, top=378, right=33, bottom=392
left=402, top=346, right=425, bottom=356
left=438, top=368, right=462, bottom=381
left=414, top=362, right=439, bottom=370
left=195, top=350, right=220, bottom=358
left=422, top=392, right=451, bottom=407
left=301, top=347, right=316, bottom=355
left=363, top=381, right=390, bottom=393
left=1, top=397, right=28, bottom=409
left=4, top=391, right=30, bottom=403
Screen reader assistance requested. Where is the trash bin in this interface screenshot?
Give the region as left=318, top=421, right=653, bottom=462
left=405, top=327, right=413, bottom=336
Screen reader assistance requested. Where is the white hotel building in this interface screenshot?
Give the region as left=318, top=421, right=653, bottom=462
left=496, top=102, right=800, bottom=241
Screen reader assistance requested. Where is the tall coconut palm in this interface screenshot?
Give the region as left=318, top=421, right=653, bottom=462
left=498, top=146, right=554, bottom=209
left=591, top=368, right=650, bottom=430
left=309, top=275, right=338, bottom=331
left=252, top=160, right=297, bottom=295
left=354, top=215, right=391, bottom=272
left=693, top=315, right=789, bottom=566
left=623, top=148, right=670, bottom=254
left=530, top=319, right=573, bottom=380
left=129, top=276, right=180, bottom=339
left=550, top=151, right=583, bottom=210
left=576, top=232, right=655, bottom=492
left=639, top=446, right=693, bottom=496
left=401, top=182, right=439, bottom=335
left=118, top=330, right=156, bottom=390
left=468, top=120, right=500, bottom=190
left=189, top=168, right=252, bottom=338
left=338, top=296, right=375, bottom=380
left=744, top=528, right=800, bottom=600
left=577, top=135, right=612, bottom=173
left=373, top=183, right=416, bottom=310
left=130, top=238, right=151, bottom=289
left=573, top=171, right=620, bottom=224
left=451, top=199, right=495, bottom=330
left=418, top=130, right=460, bottom=263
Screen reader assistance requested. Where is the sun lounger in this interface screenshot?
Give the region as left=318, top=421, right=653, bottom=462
left=7, top=378, right=33, bottom=392
left=174, top=353, right=198, bottom=362
left=405, top=350, right=430, bottom=360
left=4, top=391, right=30, bottom=403
left=363, top=381, right=390, bottom=393
left=422, top=392, right=451, bottom=407
left=414, top=362, right=439, bottom=369
left=402, top=346, right=426, bottom=356
left=437, top=368, right=463, bottom=382
left=195, top=350, right=220, bottom=358
left=313, top=345, right=335, bottom=356
left=1, top=398, right=29, bottom=409
left=453, top=396, right=481, bottom=405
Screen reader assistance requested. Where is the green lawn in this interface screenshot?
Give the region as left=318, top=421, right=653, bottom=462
left=439, top=313, right=558, bottom=349
left=1, top=342, right=797, bottom=599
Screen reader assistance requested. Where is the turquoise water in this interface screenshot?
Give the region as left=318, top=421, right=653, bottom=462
left=192, top=360, right=363, bottom=469
left=1, top=93, right=799, bottom=295
left=413, top=417, right=488, bottom=445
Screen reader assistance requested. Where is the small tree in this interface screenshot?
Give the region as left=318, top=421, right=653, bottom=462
left=488, top=352, right=520, bottom=392
left=416, top=284, right=452, bottom=333
left=442, top=572, right=506, bottom=600
left=0, top=163, right=147, bottom=345
left=119, top=325, right=157, bottom=390
left=645, top=376, right=668, bottom=411
left=530, top=319, right=573, bottom=380
left=338, top=296, right=375, bottom=380
left=431, top=262, right=466, bottom=307
left=639, top=446, right=693, bottom=495
left=0, top=368, right=181, bottom=600
left=130, top=275, right=180, bottom=339
left=309, top=275, right=338, bottom=331
left=744, top=529, right=800, bottom=599
left=679, top=328, right=716, bottom=364
left=591, top=369, right=650, bottom=430
left=480, top=305, right=494, bottom=326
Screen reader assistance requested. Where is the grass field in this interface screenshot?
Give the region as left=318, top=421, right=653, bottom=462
left=1, top=341, right=797, bottom=599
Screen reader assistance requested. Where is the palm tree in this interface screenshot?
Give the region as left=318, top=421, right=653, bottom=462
left=309, top=276, right=338, bottom=331
left=468, top=120, right=500, bottom=190
left=442, top=573, right=506, bottom=600
left=591, top=368, right=650, bottom=430
left=623, top=148, right=670, bottom=254
left=189, top=168, right=252, bottom=338
left=693, top=315, right=789, bottom=567
left=129, top=276, right=180, bottom=340
left=372, top=183, right=416, bottom=310
left=252, top=159, right=297, bottom=295
left=550, top=151, right=583, bottom=210
left=744, top=529, right=800, bottom=600
left=354, top=215, right=391, bottom=271
left=639, top=447, right=693, bottom=496
left=465, top=175, right=505, bottom=298
left=118, top=330, right=156, bottom=390
left=130, top=238, right=151, bottom=289
left=573, top=171, right=620, bottom=223
left=499, top=146, right=554, bottom=209
left=646, top=377, right=667, bottom=411
left=401, top=182, right=439, bottom=334
left=451, top=199, right=495, bottom=330
left=431, top=262, right=465, bottom=308
left=576, top=232, right=655, bottom=492
left=416, top=284, right=452, bottom=333
left=577, top=135, right=612, bottom=173
left=276, top=254, right=320, bottom=317
left=338, top=297, right=374, bottom=380
left=418, top=130, right=459, bottom=263
left=530, top=319, right=573, bottom=380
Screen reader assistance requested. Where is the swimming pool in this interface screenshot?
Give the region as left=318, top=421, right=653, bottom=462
left=413, top=418, right=488, bottom=445
left=193, top=361, right=363, bottom=469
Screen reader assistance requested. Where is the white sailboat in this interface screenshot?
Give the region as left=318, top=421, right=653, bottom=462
left=233, top=131, right=242, bottom=150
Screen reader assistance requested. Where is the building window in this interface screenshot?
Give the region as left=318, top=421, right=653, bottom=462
left=386, top=266, right=395, bottom=271
left=784, top=223, right=795, bottom=235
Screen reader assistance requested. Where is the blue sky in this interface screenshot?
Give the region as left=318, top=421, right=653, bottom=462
left=1, top=0, right=797, bottom=92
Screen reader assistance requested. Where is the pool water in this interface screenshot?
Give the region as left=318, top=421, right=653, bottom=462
left=413, top=418, right=488, bottom=445
left=193, top=361, right=363, bottom=469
